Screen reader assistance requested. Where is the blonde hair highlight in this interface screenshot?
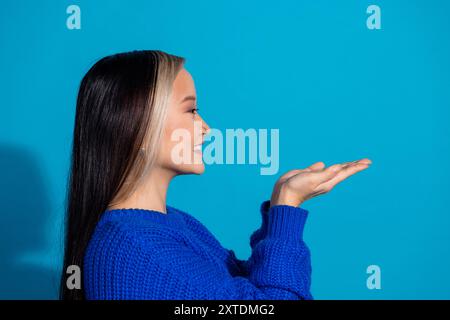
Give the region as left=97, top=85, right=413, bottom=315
left=107, top=51, right=185, bottom=208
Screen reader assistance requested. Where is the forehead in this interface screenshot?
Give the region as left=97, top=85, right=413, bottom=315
left=172, top=68, right=196, bottom=101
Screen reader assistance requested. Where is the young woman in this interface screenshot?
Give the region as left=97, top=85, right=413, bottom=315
left=60, top=50, right=372, bottom=300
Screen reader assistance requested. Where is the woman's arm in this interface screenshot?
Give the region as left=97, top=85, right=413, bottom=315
left=178, top=200, right=273, bottom=278
left=249, top=200, right=271, bottom=249
left=226, top=200, right=271, bottom=277
left=139, top=204, right=313, bottom=300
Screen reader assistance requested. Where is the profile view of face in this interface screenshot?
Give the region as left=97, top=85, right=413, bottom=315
left=157, top=68, right=210, bottom=175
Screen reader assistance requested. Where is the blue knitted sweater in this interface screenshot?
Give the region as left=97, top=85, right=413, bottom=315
left=83, top=200, right=313, bottom=300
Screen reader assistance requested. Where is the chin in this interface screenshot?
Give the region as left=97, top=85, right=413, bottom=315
left=190, top=151, right=205, bottom=174
left=174, top=164, right=205, bottom=175
left=189, top=162, right=205, bottom=175
left=173, top=161, right=205, bottom=175
left=170, top=151, right=205, bottom=175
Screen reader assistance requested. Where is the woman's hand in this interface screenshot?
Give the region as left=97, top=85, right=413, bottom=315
left=270, top=158, right=372, bottom=208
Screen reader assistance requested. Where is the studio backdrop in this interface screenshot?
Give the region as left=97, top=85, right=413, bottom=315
left=1, top=0, right=449, bottom=299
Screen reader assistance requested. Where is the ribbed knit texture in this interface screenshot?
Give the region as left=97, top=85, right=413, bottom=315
left=83, top=200, right=313, bottom=300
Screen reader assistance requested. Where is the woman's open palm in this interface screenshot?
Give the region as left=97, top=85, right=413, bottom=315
left=270, top=158, right=372, bottom=208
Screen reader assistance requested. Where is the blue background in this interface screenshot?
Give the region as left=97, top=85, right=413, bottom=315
left=1, top=0, right=449, bottom=299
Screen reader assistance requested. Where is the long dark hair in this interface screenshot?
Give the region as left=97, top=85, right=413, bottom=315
left=60, top=50, right=185, bottom=300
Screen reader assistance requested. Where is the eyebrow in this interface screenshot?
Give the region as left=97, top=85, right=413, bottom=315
left=180, top=95, right=197, bottom=103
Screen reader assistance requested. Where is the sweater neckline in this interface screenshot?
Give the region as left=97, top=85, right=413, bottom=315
left=102, top=205, right=186, bottom=228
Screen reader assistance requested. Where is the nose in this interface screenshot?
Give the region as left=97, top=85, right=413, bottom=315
left=202, top=118, right=211, bottom=137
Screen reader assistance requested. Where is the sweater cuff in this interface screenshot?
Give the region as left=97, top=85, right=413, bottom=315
left=266, top=204, right=309, bottom=242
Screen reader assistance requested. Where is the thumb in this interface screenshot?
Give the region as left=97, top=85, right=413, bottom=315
left=305, top=161, right=326, bottom=172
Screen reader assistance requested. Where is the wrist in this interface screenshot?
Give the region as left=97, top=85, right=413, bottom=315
left=270, top=185, right=302, bottom=208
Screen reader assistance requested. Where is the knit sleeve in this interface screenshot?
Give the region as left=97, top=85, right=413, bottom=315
left=249, top=200, right=271, bottom=249
left=138, top=204, right=313, bottom=300
left=176, top=200, right=270, bottom=278
left=227, top=199, right=271, bottom=277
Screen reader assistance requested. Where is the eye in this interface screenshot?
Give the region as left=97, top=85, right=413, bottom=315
left=190, top=107, right=200, bottom=115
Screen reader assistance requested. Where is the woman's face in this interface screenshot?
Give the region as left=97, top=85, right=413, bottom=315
left=157, top=68, right=210, bottom=175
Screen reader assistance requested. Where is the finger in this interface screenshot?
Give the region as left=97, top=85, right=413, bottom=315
left=310, top=163, right=344, bottom=184
left=281, top=161, right=326, bottom=180
left=305, top=161, right=326, bottom=172
left=357, top=158, right=372, bottom=165
left=341, top=160, right=358, bottom=167
left=342, top=158, right=372, bottom=168
left=280, top=169, right=303, bottom=180
left=318, top=162, right=370, bottom=190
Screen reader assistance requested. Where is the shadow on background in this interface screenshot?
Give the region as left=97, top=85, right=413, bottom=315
left=0, top=144, right=59, bottom=299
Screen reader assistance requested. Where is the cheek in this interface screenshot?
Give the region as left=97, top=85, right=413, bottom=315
left=167, top=118, right=194, bottom=143
left=159, top=118, right=194, bottom=161
left=160, top=125, right=176, bottom=159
